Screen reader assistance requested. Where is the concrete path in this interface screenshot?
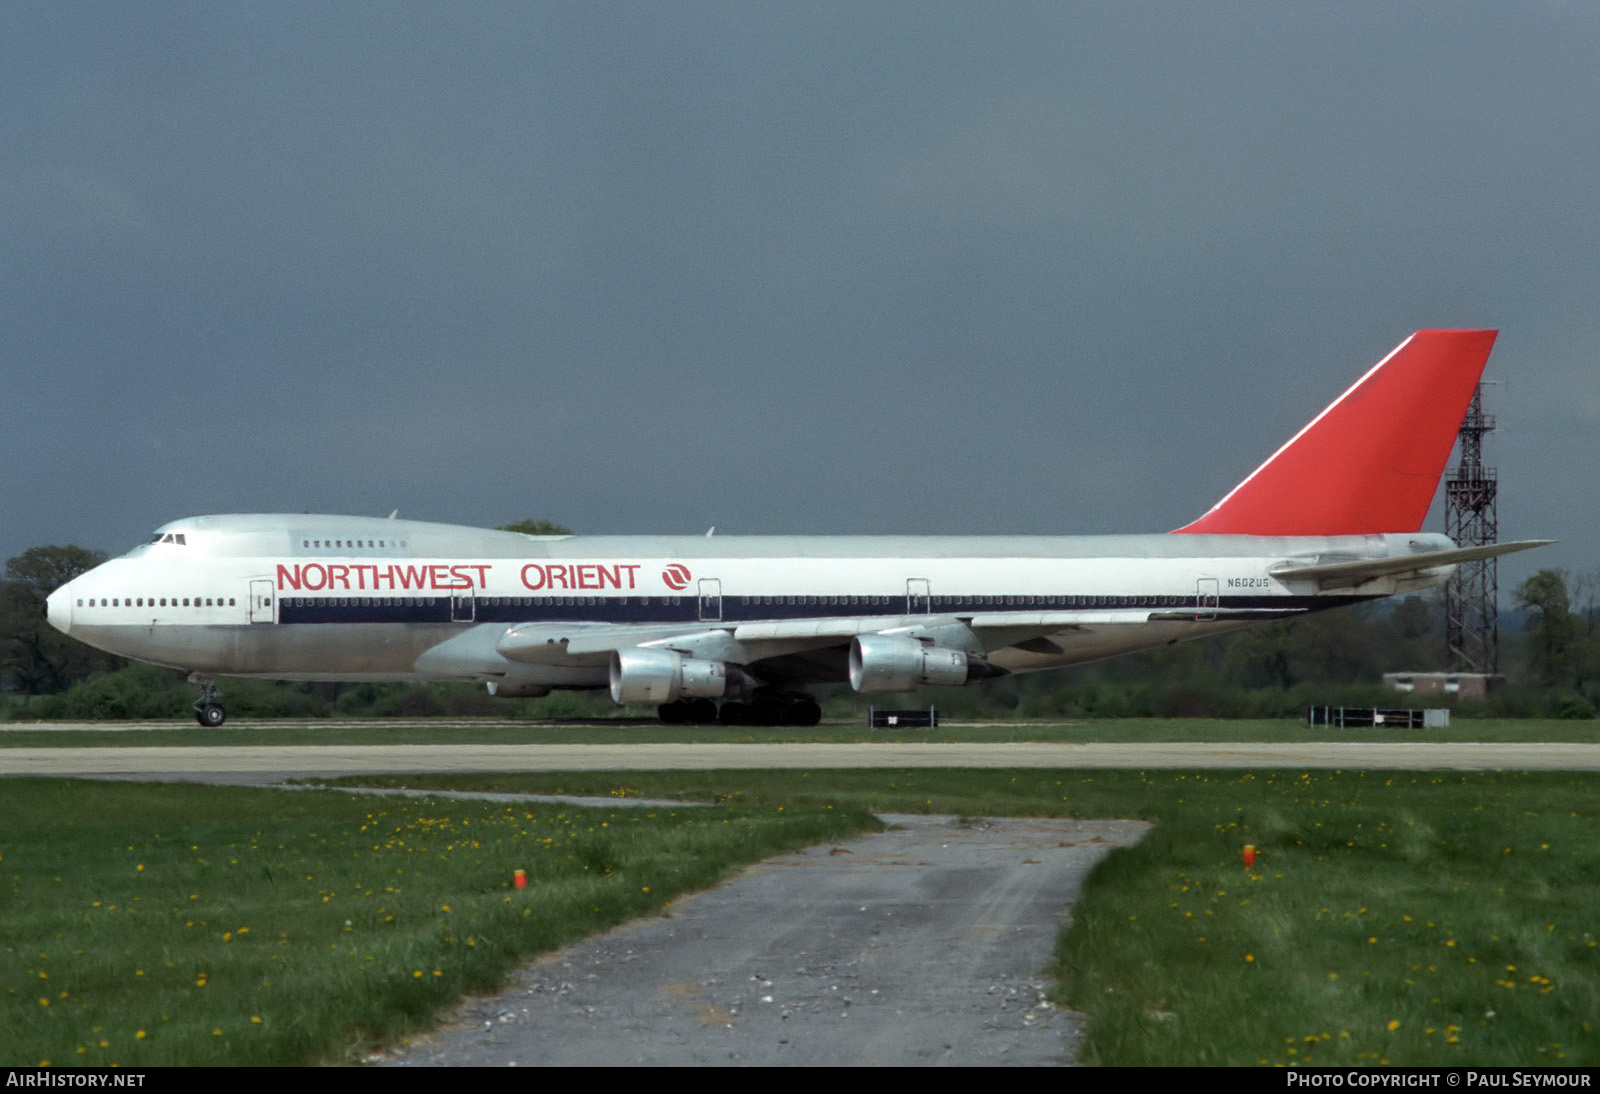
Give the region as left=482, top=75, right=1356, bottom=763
left=382, top=814, right=1148, bottom=1067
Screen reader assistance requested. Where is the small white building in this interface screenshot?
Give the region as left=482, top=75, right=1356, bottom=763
left=1382, top=672, right=1503, bottom=701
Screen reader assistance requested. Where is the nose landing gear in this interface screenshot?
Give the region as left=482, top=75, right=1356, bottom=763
left=190, top=676, right=226, bottom=727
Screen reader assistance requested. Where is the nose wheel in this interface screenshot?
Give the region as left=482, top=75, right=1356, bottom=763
left=191, top=678, right=227, bottom=727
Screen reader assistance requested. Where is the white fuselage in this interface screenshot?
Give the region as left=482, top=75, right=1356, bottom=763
left=47, top=514, right=1452, bottom=697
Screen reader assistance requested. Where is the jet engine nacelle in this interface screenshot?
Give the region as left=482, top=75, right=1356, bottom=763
left=609, top=647, right=742, bottom=705
left=848, top=634, right=972, bottom=693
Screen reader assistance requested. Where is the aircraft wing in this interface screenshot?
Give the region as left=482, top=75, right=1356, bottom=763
left=498, top=622, right=704, bottom=665
left=1269, top=539, right=1552, bottom=591
left=493, top=604, right=1308, bottom=676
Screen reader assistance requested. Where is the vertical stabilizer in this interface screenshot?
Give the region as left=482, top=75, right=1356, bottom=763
left=1174, top=329, right=1498, bottom=536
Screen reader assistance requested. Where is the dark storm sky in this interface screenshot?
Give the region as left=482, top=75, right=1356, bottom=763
left=4, top=3, right=1595, bottom=589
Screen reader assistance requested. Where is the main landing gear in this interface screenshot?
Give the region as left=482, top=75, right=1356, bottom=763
left=657, top=691, right=822, bottom=727
left=190, top=675, right=226, bottom=727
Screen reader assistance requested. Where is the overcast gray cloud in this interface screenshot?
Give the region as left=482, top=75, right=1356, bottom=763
left=3, top=2, right=1595, bottom=592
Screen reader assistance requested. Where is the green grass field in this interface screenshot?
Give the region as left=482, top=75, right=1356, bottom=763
left=0, top=778, right=874, bottom=1066
left=4, top=764, right=1597, bottom=1066
left=321, top=767, right=1600, bottom=1067
left=2, top=715, right=1596, bottom=748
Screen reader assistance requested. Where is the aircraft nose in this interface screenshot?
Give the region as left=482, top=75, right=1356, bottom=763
left=45, top=585, right=72, bottom=636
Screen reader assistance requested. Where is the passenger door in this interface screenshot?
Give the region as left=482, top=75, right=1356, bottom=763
left=906, top=578, right=931, bottom=614
left=248, top=579, right=276, bottom=623
left=698, top=579, right=722, bottom=622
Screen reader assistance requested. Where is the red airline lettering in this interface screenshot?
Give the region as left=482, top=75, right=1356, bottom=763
left=518, top=563, right=640, bottom=592
left=277, top=561, right=494, bottom=592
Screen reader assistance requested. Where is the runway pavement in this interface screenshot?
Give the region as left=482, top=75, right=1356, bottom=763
left=3, top=740, right=1600, bottom=777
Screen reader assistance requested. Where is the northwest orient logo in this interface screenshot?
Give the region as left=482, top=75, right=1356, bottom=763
left=662, top=563, right=692, bottom=591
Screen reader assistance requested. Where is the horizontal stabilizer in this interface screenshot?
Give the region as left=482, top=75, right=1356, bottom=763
left=1145, top=607, right=1307, bottom=622
left=1269, top=539, right=1552, bottom=590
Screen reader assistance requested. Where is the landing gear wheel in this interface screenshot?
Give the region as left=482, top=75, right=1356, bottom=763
left=718, top=701, right=748, bottom=726
left=190, top=676, right=226, bottom=728
left=790, top=698, right=822, bottom=726
left=658, top=700, right=689, bottom=725
left=687, top=698, right=718, bottom=725
left=747, top=691, right=821, bottom=726
left=747, top=697, right=783, bottom=726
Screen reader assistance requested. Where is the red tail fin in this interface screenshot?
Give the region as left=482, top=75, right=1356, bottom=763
left=1174, top=329, right=1497, bottom=536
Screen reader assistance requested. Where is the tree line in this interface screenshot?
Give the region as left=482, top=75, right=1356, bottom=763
left=4, top=528, right=1595, bottom=720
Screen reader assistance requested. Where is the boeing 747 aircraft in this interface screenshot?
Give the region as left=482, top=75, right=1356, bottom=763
left=45, top=330, right=1546, bottom=727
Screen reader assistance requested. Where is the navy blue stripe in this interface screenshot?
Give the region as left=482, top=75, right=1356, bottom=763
left=275, top=593, right=1374, bottom=626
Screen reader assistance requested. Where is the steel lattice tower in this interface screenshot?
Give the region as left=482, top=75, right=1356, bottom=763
left=1444, top=385, right=1499, bottom=673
